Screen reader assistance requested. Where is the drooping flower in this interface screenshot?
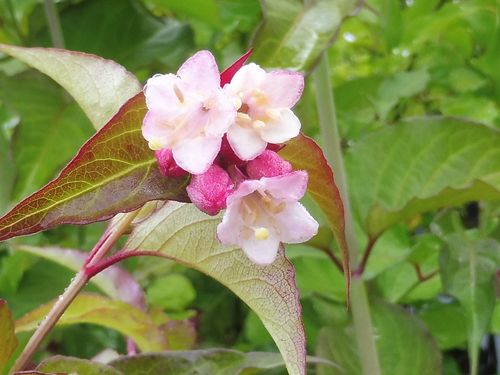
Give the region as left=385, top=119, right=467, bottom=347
left=142, top=51, right=236, bottom=174
left=217, top=171, right=318, bottom=264
left=187, top=164, right=234, bottom=216
left=223, top=63, right=304, bottom=160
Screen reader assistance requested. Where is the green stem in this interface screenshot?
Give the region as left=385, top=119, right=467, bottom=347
left=43, top=0, right=65, bottom=48
left=313, top=52, right=381, bottom=375
left=9, top=211, right=139, bottom=374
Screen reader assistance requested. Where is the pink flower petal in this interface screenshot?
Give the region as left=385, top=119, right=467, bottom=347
left=142, top=111, right=171, bottom=148
left=172, top=135, right=221, bottom=174
left=261, top=70, right=304, bottom=108
left=217, top=203, right=245, bottom=245
left=240, top=230, right=281, bottom=265
left=260, top=108, right=301, bottom=144
left=144, top=74, right=182, bottom=118
left=262, top=171, right=309, bottom=201
left=227, top=124, right=267, bottom=160
left=226, top=179, right=261, bottom=206
left=227, top=63, right=267, bottom=95
left=274, top=202, right=319, bottom=243
left=203, top=90, right=237, bottom=137
left=177, top=50, right=220, bottom=93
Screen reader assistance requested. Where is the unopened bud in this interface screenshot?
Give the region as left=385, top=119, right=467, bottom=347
left=187, top=164, right=234, bottom=215
left=218, top=135, right=245, bottom=167
left=246, top=150, right=292, bottom=179
left=155, top=148, right=188, bottom=178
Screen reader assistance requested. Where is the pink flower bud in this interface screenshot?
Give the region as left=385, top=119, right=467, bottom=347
left=246, top=150, right=292, bottom=179
left=187, top=165, right=234, bottom=216
left=155, top=148, right=188, bottom=178
left=218, top=135, right=245, bottom=167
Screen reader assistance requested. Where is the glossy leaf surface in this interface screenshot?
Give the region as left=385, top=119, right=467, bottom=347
left=0, top=93, right=189, bottom=242
left=346, top=118, right=500, bottom=238
left=15, top=293, right=165, bottom=352
left=252, top=0, right=357, bottom=71
left=0, top=44, right=141, bottom=129
left=126, top=202, right=306, bottom=375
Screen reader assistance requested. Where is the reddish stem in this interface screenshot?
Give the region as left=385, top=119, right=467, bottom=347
left=84, top=250, right=163, bottom=277
left=412, top=263, right=438, bottom=282
left=352, top=236, right=379, bottom=278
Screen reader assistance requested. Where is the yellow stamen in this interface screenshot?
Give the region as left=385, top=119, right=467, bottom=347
left=252, top=120, right=266, bottom=130
left=148, top=138, right=164, bottom=151
left=254, top=227, right=270, bottom=240
left=173, top=83, right=184, bottom=103
left=233, top=96, right=242, bottom=110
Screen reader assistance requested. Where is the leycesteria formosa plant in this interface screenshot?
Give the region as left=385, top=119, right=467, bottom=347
left=0, top=45, right=349, bottom=375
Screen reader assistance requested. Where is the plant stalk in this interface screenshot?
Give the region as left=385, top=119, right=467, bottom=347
left=9, top=210, right=139, bottom=374
left=313, top=52, right=381, bottom=375
left=43, top=0, right=64, bottom=48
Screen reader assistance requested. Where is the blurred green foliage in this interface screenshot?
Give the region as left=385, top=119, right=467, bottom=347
left=0, top=0, right=499, bottom=374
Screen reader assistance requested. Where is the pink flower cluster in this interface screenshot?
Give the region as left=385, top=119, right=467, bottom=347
left=142, top=51, right=318, bottom=264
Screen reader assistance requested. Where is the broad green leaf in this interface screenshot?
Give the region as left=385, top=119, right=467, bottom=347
left=0, top=300, right=17, bottom=373
left=126, top=202, right=306, bottom=375
left=14, top=245, right=145, bottom=308
left=0, top=72, right=94, bottom=200
left=346, top=118, right=500, bottom=238
left=0, top=44, right=142, bottom=130
left=317, top=300, right=441, bottom=374
left=38, top=356, right=122, bottom=375
left=145, top=0, right=220, bottom=27
left=0, top=93, right=189, bottom=242
left=279, top=134, right=350, bottom=295
left=492, top=302, right=500, bottom=334
left=440, top=235, right=500, bottom=374
left=38, top=0, right=193, bottom=72
left=15, top=293, right=166, bottom=352
left=0, top=111, right=15, bottom=212
left=146, top=274, right=196, bottom=312
left=252, top=0, right=357, bottom=71
left=418, top=300, right=467, bottom=350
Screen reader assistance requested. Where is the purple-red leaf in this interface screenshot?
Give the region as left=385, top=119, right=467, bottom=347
left=0, top=93, right=188, bottom=242
left=279, top=134, right=350, bottom=298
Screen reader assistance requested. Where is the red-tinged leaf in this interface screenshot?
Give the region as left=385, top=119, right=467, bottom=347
left=0, top=300, right=18, bottom=373
left=220, top=49, right=253, bottom=86
left=0, top=93, right=189, bottom=242
left=279, top=133, right=350, bottom=297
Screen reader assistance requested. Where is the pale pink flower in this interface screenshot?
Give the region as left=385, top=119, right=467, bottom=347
left=224, top=63, right=304, bottom=160
left=217, top=171, right=318, bottom=264
left=142, top=51, right=236, bottom=174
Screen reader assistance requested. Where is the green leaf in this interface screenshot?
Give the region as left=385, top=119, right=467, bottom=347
left=0, top=93, right=189, bottom=242
left=147, top=274, right=196, bottom=312
left=38, top=356, right=122, bottom=375
left=346, top=118, right=500, bottom=238
left=317, top=300, right=441, bottom=375
left=15, top=293, right=166, bottom=352
left=126, top=202, right=306, bottom=375
left=0, top=72, right=94, bottom=200
left=252, top=0, right=357, bottom=71
left=0, top=112, right=15, bottom=212
left=0, top=44, right=142, bottom=130
left=418, top=300, right=467, bottom=350
left=112, top=349, right=335, bottom=374
left=440, top=235, right=500, bottom=374
left=41, top=0, right=193, bottom=72
left=0, top=300, right=17, bottom=374
left=279, top=134, right=350, bottom=297
left=14, top=245, right=145, bottom=308
left=145, top=0, right=220, bottom=27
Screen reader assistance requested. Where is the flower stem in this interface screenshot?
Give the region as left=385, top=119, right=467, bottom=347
left=313, top=52, right=381, bottom=375
left=43, top=0, right=64, bottom=48
left=9, top=210, right=139, bottom=374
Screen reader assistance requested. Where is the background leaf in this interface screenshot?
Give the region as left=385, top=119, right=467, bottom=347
left=0, top=93, right=188, bottom=242
left=0, top=71, right=94, bottom=201
left=15, top=293, right=166, bottom=352
left=252, top=0, right=358, bottom=71
left=440, top=234, right=500, bottom=373
left=0, top=44, right=142, bottom=130
left=125, top=202, right=306, bottom=375
left=317, top=300, right=442, bottom=374
left=346, top=118, right=500, bottom=238
left=0, top=300, right=17, bottom=373
left=38, top=355, right=122, bottom=375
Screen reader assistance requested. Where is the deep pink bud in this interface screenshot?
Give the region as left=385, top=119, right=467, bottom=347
left=155, top=148, right=188, bottom=178
left=187, top=165, right=234, bottom=215
left=246, top=150, right=292, bottom=179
